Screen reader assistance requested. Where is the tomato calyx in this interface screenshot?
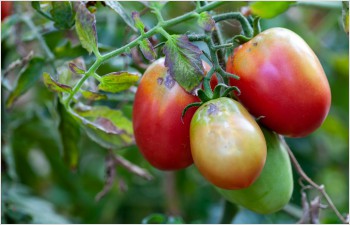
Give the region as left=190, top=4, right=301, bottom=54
left=181, top=83, right=240, bottom=122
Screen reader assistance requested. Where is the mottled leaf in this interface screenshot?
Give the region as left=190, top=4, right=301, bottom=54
left=132, top=11, right=144, bottom=32
left=80, top=90, right=107, bottom=101
left=343, top=2, right=349, bottom=35
left=98, top=72, right=140, bottom=93
left=57, top=101, right=80, bottom=170
left=69, top=62, right=85, bottom=75
left=198, top=12, right=215, bottom=32
left=70, top=105, right=133, bottom=149
left=75, top=3, right=98, bottom=54
left=105, top=1, right=137, bottom=32
left=42, top=72, right=72, bottom=94
left=6, top=58, right=45, bottom=108
left=250, top=2, right=295, bottom=18
left=163, top=35, right=204, bottom=94
left=139, top=39, right=157, bottom=61
left=50, top=2, right=75, bottom=29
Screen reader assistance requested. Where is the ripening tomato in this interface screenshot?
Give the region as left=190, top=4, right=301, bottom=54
left=227, top=28, right=331, bottom=137
left=133, top=58, right=210, bottom=170
left=190, top=97, right=267, bottom=189
left=216, top=127, right=293, bottom=214
left=1, top=1, right=12, bottom=21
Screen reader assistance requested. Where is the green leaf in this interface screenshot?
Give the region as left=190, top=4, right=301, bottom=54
left=250, top=2, right=295, bottom=18
left=198, top=12, right=215, bottom=32
left=98, top=72, right=140, bottom=93
left=50, top=2, right=75, bottom=29
left=54, top=40, right=87, bottom=60
left=80, top=90, right=107, bottom=101
left=42, top=72, right=72, bottom=94
left=142, top=214, right=185, bottom=224
left=69, top=62, right=85, bottom=75
left=57, top=101, right=80, bottom=170
left=343, top=2, right=349, bottom=35
left=163, top=35, right=204, bottom=94
left=70, top=105, right=134, bottom=149
left=105, top=1, right=137, bottom=32
left=139, top=38, right=157, bottom=61
left=31, top=2, right=53, bottom=21
left=75, top=3, right=98, bottom=55
left=6, top=58, right=45, bottom=108
left=131, top=11, right=145, bottom=32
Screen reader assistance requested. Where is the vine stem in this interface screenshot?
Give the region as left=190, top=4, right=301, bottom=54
left=279, top=136, right=348, bottom=224
left=64, top=1, right=227, bottom=107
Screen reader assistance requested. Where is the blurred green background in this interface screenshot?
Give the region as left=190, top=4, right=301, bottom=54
left=1, top=1, right=348, bottom=224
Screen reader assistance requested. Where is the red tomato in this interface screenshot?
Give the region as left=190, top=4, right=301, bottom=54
left=227, top=28, right=331, bottom=137
left=190, top=97, right=267, bottom=189
left=1, top=1, right=12, bottom=21
left=133, top=58, right=210, bottom=170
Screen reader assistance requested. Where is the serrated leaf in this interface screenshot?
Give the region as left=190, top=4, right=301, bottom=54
left=80, top=90, right=107, bottom=101
left=70, top=105, right=133, bottom=149
left=42, top=72, right=72, bottom=94
left=198, top=12, right=215, bottom=32
left=98, top=72, right=140, bottom=93
left=69, top=62, right=85, bottom=75
left=139, top=38, right=157, bottom=61
left=57, top=101, right=80, bottom=170
left=105, top=1, right=137, bottom=32
left=343, top=2, right=349, bottom=35
left=6, top=58, right=45, bottom=108
left=250, top=2, right=295, bottom=18
left=75, top=3, right=98, bottom=54
left=50, top=2, right=75, bottom=29
left=163, top=35, right=204, bottom=94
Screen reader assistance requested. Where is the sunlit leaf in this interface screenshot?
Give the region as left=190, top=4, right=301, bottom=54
left=75, top=3, right=98, bottom=54
left=50, top=2, right=75, bottom=29
left=198, top=12, right=215, bottom=32
left=105, top=1, right=137, bottom=32
left=6, top=58, right=45, bottom=108
left=98, top=72, right=140, bottom=93
left=57, top=101, right=80, bottom=170
left=139, top=38, right=157, bottom=61
left=42, top=72, right=72, bottom=94
left=163, top=35, right=204, bottom=94
left=250, top=2, right=295, bottom=18
left=70, top=105, right=134, bottom=149
left=132, top=11, right=144, bottom=32
left=80, top=90, right=107, bottom=101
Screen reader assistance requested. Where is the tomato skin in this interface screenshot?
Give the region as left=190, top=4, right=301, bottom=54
left=1, top=1, right=12, bottom=21
left=190, top=97, right=267, bottom=189
left=227, top=28, right=331, bottom=137
left=133, top=58, right=210, bottom=170
left=216, top=127, right=293, bottom=214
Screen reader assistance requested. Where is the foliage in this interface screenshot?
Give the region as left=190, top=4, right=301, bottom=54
left=1, top=1, right=348, bottom=224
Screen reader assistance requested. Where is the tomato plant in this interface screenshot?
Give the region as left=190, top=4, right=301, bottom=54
left=227, top=28, right=331, bottom=137
left=216, top=127, right=293, bottom=214
left=190, top=97, right=267, bottom=189
left=133, top=58, right=211, bottom=170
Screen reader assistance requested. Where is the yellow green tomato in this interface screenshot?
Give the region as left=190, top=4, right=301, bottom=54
left=190, top=97, right=267, bottom=190
left=216, top=127, right=293, bottom=214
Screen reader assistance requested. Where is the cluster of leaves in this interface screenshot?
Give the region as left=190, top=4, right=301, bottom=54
left=1, top=1, right=348, bottom=223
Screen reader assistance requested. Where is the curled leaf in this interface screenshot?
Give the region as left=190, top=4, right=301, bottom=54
left=98, top=72, right=140, bottom=93
left=69, top=62, right=85, bottom=75
left=80, top=90, right=107, bottom=101
left=139, top=39, right=157, bottom=61
left=163, top=35, right=204, bottom=94
left=198, top=12, right=215, bottom=32
left=43, top=72, right=72, bottom=94
left=75, top=3, right=98, bottom=54
left=250, top=2, right=295, bottom=19
left=105, top=1, right=137, bottom=32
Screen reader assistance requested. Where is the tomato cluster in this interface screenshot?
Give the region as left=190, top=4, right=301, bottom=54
left=132, top=28, right=331, bottom=214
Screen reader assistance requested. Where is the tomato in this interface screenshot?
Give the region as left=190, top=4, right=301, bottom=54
left=216, top=127, right=293, bottom=214
left=190, top=97, right=267, bottom=189
left=226, top=28, right=331, bottom=137
left=133, top=58, right=210, bottom=170
left=1, top=1, right=12, bottom=21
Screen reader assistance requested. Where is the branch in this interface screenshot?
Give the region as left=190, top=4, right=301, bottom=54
left=111, top=154, right=154, bottom=181
left=279, top=136, right=348, bottom=224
